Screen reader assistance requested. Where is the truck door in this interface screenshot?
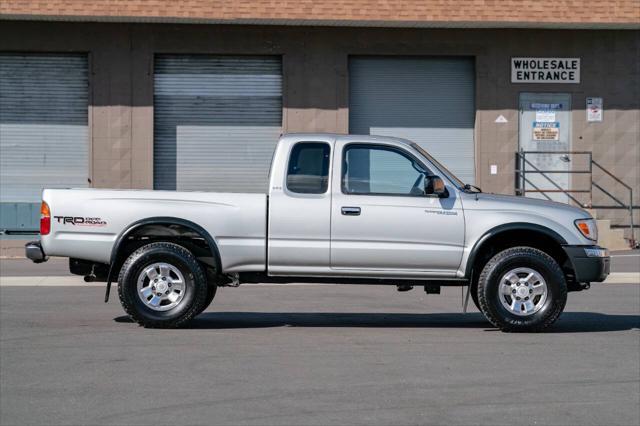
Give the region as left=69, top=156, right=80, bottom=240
left=330, top=140, right=465, bottom=276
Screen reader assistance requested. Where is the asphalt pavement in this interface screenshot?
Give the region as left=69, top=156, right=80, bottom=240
left=1, top=268, right=639, bottom=425
left=1, top=249, right=638, bottom=276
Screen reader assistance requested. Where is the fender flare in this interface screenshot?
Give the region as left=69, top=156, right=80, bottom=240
left=464, top=222, right=568, bottom=279
left=109, top=216, right=222, bottom=270
left=104, top=217, right=222, bottom=302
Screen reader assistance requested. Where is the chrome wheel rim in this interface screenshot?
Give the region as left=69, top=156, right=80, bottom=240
left=136, top=262, right=186, bottom=311
left=498, top=267, right=548, bottom=317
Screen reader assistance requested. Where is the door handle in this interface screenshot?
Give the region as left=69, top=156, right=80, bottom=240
left=341, top=206, right=361, bottom=216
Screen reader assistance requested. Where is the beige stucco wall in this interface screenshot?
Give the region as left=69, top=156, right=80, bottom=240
left=1, top=22, right=638, bottom=227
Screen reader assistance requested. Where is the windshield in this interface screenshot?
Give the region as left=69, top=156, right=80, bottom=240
left=410, top=143, right=465, bottom=189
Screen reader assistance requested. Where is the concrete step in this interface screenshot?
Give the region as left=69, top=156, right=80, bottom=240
left=589, top=207, right=638, bottom=245
left=598, top=225, right=629, bottom=251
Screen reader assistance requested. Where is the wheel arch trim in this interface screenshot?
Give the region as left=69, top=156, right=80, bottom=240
left=464, top=222, right=568, bottom=279
left=107, top=217, right=222, bottom=284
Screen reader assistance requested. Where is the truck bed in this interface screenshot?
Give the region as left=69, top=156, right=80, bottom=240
left=40, top=188, right=267, bottom=272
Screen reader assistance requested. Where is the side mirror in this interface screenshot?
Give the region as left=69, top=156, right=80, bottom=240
left=424, top=175, right=447, bottom=197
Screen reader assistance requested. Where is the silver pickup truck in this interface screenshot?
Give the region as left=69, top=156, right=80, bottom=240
left=26, top=133, right=610, bottom=331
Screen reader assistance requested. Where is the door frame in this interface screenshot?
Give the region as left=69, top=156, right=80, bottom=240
left=517, top=92, right=573, bottom=202
left=328, top=137, right=465, bottom=277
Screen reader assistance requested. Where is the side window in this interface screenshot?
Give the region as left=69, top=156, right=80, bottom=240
left=342, top=145, right=429, bottom=196
left=286, top=142, right=331, bottom=194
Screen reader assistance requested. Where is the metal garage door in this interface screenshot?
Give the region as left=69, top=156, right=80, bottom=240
left=0, top=54, right=88, bottom=233
left=349, top=57, right=476, bottom=184
left=154, top=55, right=282, bottom=192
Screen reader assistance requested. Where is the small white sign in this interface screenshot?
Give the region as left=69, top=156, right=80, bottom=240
left=490, top=165, right=498, bottom=175
left=587, top=97, right=603, bottom=122
left=535, top=110, right=556, bottom=122
left=512, top=57, right=580, bottom=83
left=495, top=115, right=508, bottom=123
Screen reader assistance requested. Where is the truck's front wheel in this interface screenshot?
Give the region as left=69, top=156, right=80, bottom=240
left=477, top=247, right=567, bottom=332
left=196, top=284, right=218, bottom=316
left=117, top=242, right=208, bottom=328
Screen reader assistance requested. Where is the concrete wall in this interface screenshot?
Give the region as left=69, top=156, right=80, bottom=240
left=1, top=22, right=638, bottom=219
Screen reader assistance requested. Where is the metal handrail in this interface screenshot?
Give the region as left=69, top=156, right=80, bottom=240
left=592, top=160, right=633, bottom=190
left=591, top=160, right=635, bottom=246
left=591, top=182, right=627, bottom=208
left=521, top=175, right=553, bottom=201
left=516, top=153, right=587, bottom=207
left=515, top=150, right=635, bottom=247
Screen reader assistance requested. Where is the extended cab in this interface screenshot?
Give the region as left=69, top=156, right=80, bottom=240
left=26, top=134, right=610, bottom=331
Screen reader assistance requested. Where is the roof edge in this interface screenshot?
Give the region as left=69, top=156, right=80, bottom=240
left=1, top=14, right=639, bottom=30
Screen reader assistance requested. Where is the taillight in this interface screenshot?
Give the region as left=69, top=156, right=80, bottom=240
left=40, top=201, right=51, bottom=235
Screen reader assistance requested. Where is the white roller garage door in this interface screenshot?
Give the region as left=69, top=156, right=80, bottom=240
left=349, top=57, right=476, bottom=184
left=0, top=54, right=89, bottom=232
left=154, top=55, right=283, bottom=192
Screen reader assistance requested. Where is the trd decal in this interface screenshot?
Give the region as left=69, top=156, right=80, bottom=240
left=53, top=216, right=107, bottom=226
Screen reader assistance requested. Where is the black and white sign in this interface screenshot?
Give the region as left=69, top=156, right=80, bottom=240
left=512, top=58, right=580, bottom=83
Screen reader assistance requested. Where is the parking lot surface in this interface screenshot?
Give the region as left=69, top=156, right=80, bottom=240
left=1, top=276, right=639, bottom=425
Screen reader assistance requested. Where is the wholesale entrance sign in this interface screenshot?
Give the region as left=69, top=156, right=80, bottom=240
left=511, top=58, right=580, bottom=83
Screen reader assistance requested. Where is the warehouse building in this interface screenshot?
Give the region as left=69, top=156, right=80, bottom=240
left=0, top=1, right=638, bottom=246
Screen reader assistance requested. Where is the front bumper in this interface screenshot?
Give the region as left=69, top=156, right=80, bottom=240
left=563, top=245, right=610, bottom=283
left=25, top=241, right=47, bottom=263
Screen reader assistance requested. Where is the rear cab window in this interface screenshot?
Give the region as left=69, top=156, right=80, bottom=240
left=286, top=142, right=331, bottom=194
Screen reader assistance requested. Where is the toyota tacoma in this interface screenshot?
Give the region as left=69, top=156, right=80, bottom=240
left=26, top=133, right=610, bottom=331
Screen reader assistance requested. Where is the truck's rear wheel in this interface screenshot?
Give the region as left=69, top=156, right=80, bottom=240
left=477, top=247, right=567, bottom=332
left=117, top=242, right=208, bottom=328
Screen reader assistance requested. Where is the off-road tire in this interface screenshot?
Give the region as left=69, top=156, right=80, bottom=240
left=470, top=282, right=481, bottom=311
left=477, top=246, right=567, bottom=332
left=196, top=284, right=218, bottom=316
left=117, top=242, right=208, bottom=328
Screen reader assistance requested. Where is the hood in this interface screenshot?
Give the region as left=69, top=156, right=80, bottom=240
left=462, top=192, right=591, bottom=219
